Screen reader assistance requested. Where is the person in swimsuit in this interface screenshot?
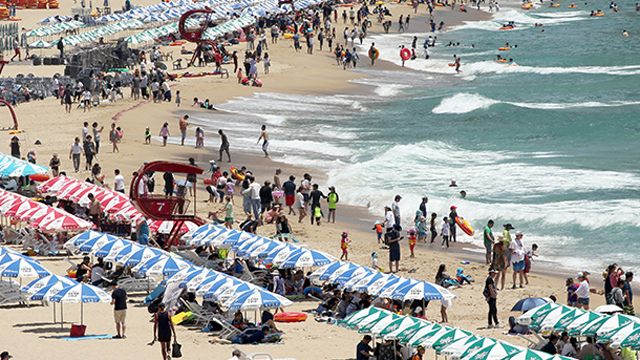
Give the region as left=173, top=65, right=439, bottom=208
left=257, top=125, right=269, bottom=157
left=218, top=129, right=231, bottom=162
left=49, top=153, right=60, bottom=177
left=153, top=302, right=176, bottom=360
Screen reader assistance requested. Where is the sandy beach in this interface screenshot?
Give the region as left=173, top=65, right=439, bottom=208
left=0, top=1, right=615, bottom=360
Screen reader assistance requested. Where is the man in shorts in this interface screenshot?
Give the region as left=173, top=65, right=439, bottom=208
left=257, top=124, right=269, bottom=157
left=218, top=129, right=231, bottom=162
left=283, top=175, right=297, bottom=215
left=179, top=115, right=189, bottom=146
left=484, top=220, right=495, bottom=265
left=111, top=282, right=128, bottom=339
left=387, top=224, right=402, bottom=273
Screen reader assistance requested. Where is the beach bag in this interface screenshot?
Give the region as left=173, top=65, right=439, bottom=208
left=482, top=287, right=491, bottom=301
left=171, top=341, right=182, bottom=358
left=70, top=324, right=86, bottom=337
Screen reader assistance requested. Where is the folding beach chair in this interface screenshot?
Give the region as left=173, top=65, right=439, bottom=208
left=231, top=345, right=297, bottom=360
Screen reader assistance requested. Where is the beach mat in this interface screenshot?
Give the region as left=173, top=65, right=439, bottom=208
left=60, top=334, right=114, bottom=341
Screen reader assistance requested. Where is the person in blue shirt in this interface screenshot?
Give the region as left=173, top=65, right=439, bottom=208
left=623, top=272, right=634, bottom=315
left=356, top=335, right=373, bottom=360
left=232, top=326, right=270, bottom=344
left=229, top=258, right=244, bottom=277
left=282, top=175, right=297, bottom=215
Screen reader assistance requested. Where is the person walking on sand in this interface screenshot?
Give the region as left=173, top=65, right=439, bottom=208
left=109, top=123, right=120, bottom=153
left=110, top=281, right=127, bottom=339
left=509, top=231, right=526, bottom=289
left=92, top=122, right=103, bottom=154
left=327, top=186, right=339, bottom=223
left=283, top=175, right=297, bottom=215
left=159, top=122, right=170, bottom=147
left=392, top=195, right=402, bottom=226
left=485, top=268, right=503, bottom=328
left=340, top=231, right=350, bottom=260
left=218, top=129, right=231, bottom=162
left=179, top=115, right=189, bottom=146
left=484, top=220, right=496, bottom=264
left=257, top=125, right=269, bottom=157
left=69, top=137, right=83, bottom=173
left=153, top=302, right=176, bottom=360
left=575, top=272, right=590, bottom=310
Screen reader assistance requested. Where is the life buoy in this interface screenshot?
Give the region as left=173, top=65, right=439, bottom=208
left=29, top=174, right=50, bottom=182
left=521, top=4, right=532, bottom=9
left=455, top=216, right=474, bottom=236
left=230, top=166, right=245, bottom=181
left=170, top=40, right=185, bottom=46
left=368, top=48, right=379, bottom=60
left=274, top=312, right=308, bottom=322
left=448, top=63, right=455, bottom=66
left=284, top=33, right=293, bottom=39
left=594, top=13, right=604, bottom=16
left=499, top=26, right=514, bottom=30
left=568, top=5, right=577, bottom=8
left=400, top=48, right=411, bottom=61
left=498, top=47, right=511, bottom=51
left=494, top=59, right=507, bottom=63
left=551, top=3, right=559, bottom=6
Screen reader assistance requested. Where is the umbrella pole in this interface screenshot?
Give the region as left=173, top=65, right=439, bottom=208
left=61, top=302, right=64, bottom=329
left=81, top=301, right=84, bottom=325
left=53, top=301, right=56, bottom=323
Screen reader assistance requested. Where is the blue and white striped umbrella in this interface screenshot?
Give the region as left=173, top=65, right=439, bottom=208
left=120, top=247, right=166, bottom=267
left=333, top=266, right=369, bottom=285
left=338, top=269, right=374, bottom=289
left=78, top=233, right=120, bottom=252
left=165, top=266, right=205, bottom=286
left=366, top=274, right=402, bottom=295
left=227, top=232, right=257, bottom=249
left=2, top=162, right=49, bottom=177
left=30, top=281, right=74, bottom=301
left=264, top=243, right=299, bottom=266
left=91, top=239, right=132, bottom=258
left=191, top=272, right=229, bottom=294
left=311, top=261, right=358, bottom=281
left=281, top=249, right=335, bottom=269
left=380, top=278, right=420, bottom=298
left=65, top=230, right=106, bottom=248
left=1, top=258, right=50, bottom=278
left=0, top=252, right=27, bottom=268
left=136, top=255, right=192, bottom=276
left=224, top=289, right=293, bottom=311
left=21, top=274, right=75, bottom=294
left=0, top=246, right=22, bottom=256
left=50, top=283, right=111, bottom=303
left=234, top=237, right=268, bottom=257
left=211, top=229, right=244, bottom=247
left=248, top=241, right=286, bottom=259
left=201, top=277, right=243, bottom=300
left=391, top=281, right=456, bottom=301
left=107, top=242, right=144, bottom=262
left=346, top=272, right=387, bottom=293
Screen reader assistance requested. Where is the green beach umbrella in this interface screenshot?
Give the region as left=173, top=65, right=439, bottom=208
left=440, top=335, right=484, bottom=357
left=379, top=316, right=422, bottom=338
left=580, top=314, right=637, bottom=337
left=516, top=302, right=561, bottom=325
left=405, top=323, right=446, bottom=346
left=394, top=321, right=435, bottom=344
left=338, top=307, right=381, bottom=328
left=501, top=349, right=554, bottom=360
left=558, top=311, right=601, bottom=333
left=426, top=328, right=474, bottom=350
left=540, top=308, right=585, bottom=332
left=461, top=341, right=523, bottom=360
left=451, top=338, right=497, bottom=360
left=349, top=309, right=392, bottom=331
left=618, top=326, right=640, bottom=349
left=597, top=321, right=640, bottom=345
left=529, top=305, right=574, bottom=331
left=358, top=311, right=402, bottom=334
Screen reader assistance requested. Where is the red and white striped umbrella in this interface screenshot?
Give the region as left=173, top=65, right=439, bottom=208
left=4, top=199, right=38, bottom=218
left=39, top=175, right=70, bottom=192
left=42, top=212, right=94, bottom=232
left=16, top=206, right=50, bottom=222
left=148, top=220, right=199, bottom=234
left=105, top=199, right=131, bottom=213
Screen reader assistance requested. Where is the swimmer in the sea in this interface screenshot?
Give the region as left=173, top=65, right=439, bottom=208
left=453, top=54, right=461, bottom=73
left=623, top=29, right=629, bottom=37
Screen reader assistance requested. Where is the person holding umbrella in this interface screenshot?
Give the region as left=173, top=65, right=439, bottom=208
left=153, top=302, right=176, bottom=360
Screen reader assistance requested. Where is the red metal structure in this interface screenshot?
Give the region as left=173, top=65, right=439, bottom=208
left=278, top=0, right=295, bottom=10
left=178, top=8, right=220, bottom=67
left=0, top=60, right=19, bottom=130
left=130, top=161, right=206, bottom=250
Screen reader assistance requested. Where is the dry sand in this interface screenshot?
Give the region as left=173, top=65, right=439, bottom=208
left=0, top=2, right=607, bottom=360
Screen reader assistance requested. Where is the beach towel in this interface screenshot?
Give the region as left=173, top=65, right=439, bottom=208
left=60, top=334, right=114, bottom=341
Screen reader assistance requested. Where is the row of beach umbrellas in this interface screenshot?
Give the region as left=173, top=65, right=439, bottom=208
left=0, top=152, right=49, bottom=178
left=26, top=20, right=85, bottom=38
left=0, top=189, right=94, bottom=233
left=51, top=19, right=144, bottom=47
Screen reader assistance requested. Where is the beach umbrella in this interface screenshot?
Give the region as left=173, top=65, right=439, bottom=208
left=422, top=328, right=474, bottom=350
left=598, top=322, right=640, bottom=346
left=226, top=232, right=258, bottom=249
left=30, top=280, right=73, bottom=301
left=512, top=297, right=550, bottom=312
left=380, top=278, right=420, bottom=298
left=42, top=212, right=94, bottom=232
left=595, top=304, right=624, bottom=314
left=78, top=233, right=120, bottom=253
left=195, top=274, right=234, bottom=296
left=391, top=280, right=455, bottom=301
left=460, top=341, right=522, bottom=360
left=119, top=247, right=165, bottom=266
left=404, top=322, right=446, bottom=346
left=579, top=314, right=639, bottom=337
left=347, top=308, right=393, bottom=330
left=247, top=241, right=286, bottom=259
left=332, top=266, right=369, bottom=285
left=440, top=335, right=484, bottom=357
left=209, top=282, right=256, bottom=302
left=135, top=255, right=192, bottom=276
left=618, top=326, right=640, bottom=348
left=501, top=349, right=554, bottom=360
left=516, top=302, right=561, bottom=325
left=224, top=289, right=292, bottom=311
left=539, top=308, right=586, bottom=333
left=529, top=305, right=574, bottom=331
left=338, top=307, right=382, bottom=328
left=49, top=283, right=111, bottom=325
left=182, top=223, right=219, bottom=241
left=0, top=252, right=27, bottom=269
left=450, top=338, right=497, bottom=360
left=358, top=311, right=402, bottom=334
left=263, top=243, right=299, bottom=266
left=281, top=248, right=335, bottom=268
left=0, top=246, right=23, bottom=257
left=166, top=266, right=206, bottom=286
left=377, top=316, right=422, bottom=339
left=310, top=261, right=357, bottom=281
left=341, top=270, right=375, bottom=290
left=0, top=258, right=50, bottom=278
left=28, top=40, right=51, bottom=48
left=3, top=162, right=49, bottom=177
left=107, top=242, right=144, bottom=262
left=21, top=274, right=75, bottom=294
left=91, top=239, right=131, bottom=258
left=233, top=236, right=267, bottom=257
left=148, top=220, right=198, bottom=234
left=366, top=274, right=402, bottom=295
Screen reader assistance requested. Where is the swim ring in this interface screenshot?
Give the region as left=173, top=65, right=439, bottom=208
left=29, top=174, right=50, bottom=182
left=499, top=26, right=514, bottom=30
left=400, top=48, right=411, bottom=61
left=568, top=5, right=577, bottom=8
left=448, top=63, right=455, bottom=66
left=494, top=59, right=508, bottom=63
left=594, top=13, right=604, bottom=16
left=498, top=47, right=511, bottom=51
left=551, top=3, right=559, bottom=6
left=203, top=178, right=213, bottom=185
left=274, top=312, right=308, bottom=322
left=230, top=166, right=245, bottom=181
left=368, top=47, right=379, bottom=60
left=455, top=216, right=474, bottom=236
left=284, top=33, right=293, bottom=39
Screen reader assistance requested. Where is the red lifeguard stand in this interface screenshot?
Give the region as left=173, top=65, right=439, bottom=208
left=178, top=8, right=221, bottom=67
left=130, top=161, right=206, bottom=250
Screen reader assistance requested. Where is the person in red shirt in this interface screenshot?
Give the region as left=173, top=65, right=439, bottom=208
left=179, top=115, right=189, bottom=146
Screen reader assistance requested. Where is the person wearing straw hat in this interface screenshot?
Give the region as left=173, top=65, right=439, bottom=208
left=411, top=345, right=426, bottom=360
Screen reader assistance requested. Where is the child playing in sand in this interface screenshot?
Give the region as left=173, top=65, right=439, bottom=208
left=408, top=228, right=416, bottom=258
left=372, top=221, right=383, bottom=244
left=313, top=205, right=322, bottom=226
left=524, top=244, right=538, bottom=285
left=340, top=231, right=350, bottom=260
left=145, top=126, right=151, bottom=144
left=263, top=53, right=270, bottom=74
left=371, top=252, right=384, bottom=272
left=175, top=90, right=181, bottom=107
left=442, top=217, right=450, bottom=249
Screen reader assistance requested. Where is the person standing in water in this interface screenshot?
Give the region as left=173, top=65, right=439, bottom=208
left=453, top=54, right=461, bottom=73
left=257, top=125, right=269, bottom=157
left=218, top=129, right=231, bottom=162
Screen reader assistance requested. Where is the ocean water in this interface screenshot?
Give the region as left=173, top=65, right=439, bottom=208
left=188, top=2, right=640, bottom=275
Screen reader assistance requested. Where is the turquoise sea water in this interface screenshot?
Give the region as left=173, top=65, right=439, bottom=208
left=189, top=2, right=640, bottom=274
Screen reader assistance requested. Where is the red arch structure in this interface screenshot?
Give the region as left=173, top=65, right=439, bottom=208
left=0, top=60, right=18, bottom=130
left=130, top=161, right=206, bottom=250
left=178, top=8, right=220, bottom=67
